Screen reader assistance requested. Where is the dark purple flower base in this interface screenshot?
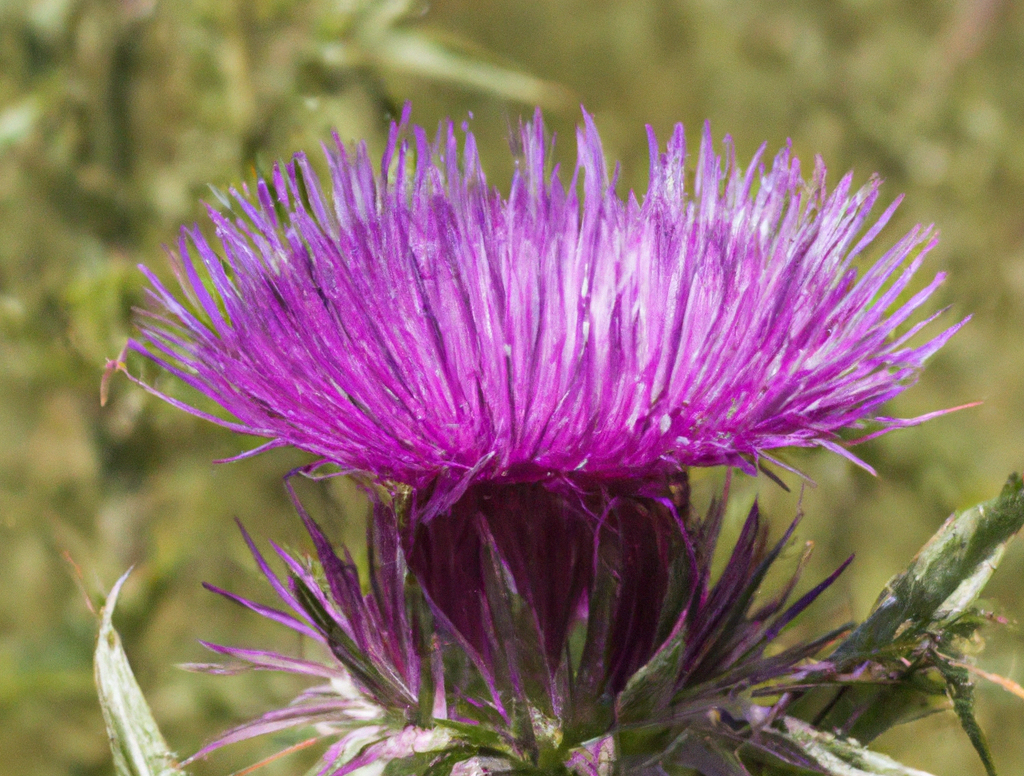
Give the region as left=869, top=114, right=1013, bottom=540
left=190, top=473, right=864, bottom=774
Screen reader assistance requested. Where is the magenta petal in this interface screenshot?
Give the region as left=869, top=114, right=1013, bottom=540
left=126, top=107, right=961, bottom=505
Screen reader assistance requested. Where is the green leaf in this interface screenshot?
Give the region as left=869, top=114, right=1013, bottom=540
left=369, top=30, right=571, bottom=107
left=94, top=570, right=186, bottom=776
left=814, top=673, right=950, bottom=745
left=432, top=718, right=507, bottom=751
left=780, top=718, right=937, bottom=776
left=933, top=657, right=997, bottom=776
left=833, top=474, right=1024, bottom=663
left=796, top=478, right=1024, bottom=773
left=317, top=0, right=570, bottom=110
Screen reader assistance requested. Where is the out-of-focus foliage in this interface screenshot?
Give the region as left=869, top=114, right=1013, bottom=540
left=1, top=0, right=1023, bottom=775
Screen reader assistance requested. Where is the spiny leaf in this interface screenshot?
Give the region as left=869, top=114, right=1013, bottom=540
left=94, top=570, right=186, bottom=776
left=781, top=718, right=938, bottom=776
left=933, top=657, right=997, bottom=776
left=833, top=474, right=1024, bottom=663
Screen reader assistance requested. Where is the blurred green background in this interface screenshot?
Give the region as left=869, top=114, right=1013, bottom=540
left=2, top=0, right=1023, bottom=774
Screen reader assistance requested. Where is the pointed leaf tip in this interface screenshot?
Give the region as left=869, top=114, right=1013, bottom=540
left=94, top=570, right=186, bottom=776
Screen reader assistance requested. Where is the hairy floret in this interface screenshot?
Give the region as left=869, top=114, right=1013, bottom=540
left=117, top=107, right=962, bottom=513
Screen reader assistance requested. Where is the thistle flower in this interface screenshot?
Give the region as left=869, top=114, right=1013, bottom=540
left=113, top=109, right=969, bottom=775
left=115, top=106, right=962, bottom=520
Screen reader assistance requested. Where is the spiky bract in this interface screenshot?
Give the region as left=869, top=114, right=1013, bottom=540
left=185, top=478, right=853, bottom=775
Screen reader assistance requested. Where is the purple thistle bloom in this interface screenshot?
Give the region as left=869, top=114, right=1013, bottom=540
left=114, top=106, right=963, bottom=519
left=114, top=108, right=974, bottom=775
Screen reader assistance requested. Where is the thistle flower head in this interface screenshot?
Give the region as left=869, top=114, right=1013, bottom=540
left=97, top=107, right=1010, bottom=776
left=119, top=107, right=962, bottom=518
